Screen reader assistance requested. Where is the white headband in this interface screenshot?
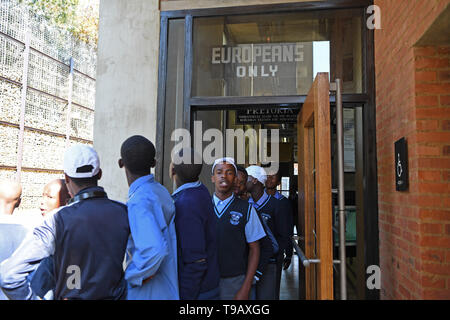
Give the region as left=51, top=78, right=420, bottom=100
left=246, top=165, right=267, bottom=185
left=211, top=157, right=237, bottom=175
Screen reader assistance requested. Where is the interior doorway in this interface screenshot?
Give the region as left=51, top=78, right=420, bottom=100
left=190, top=94, right=366, bottom=299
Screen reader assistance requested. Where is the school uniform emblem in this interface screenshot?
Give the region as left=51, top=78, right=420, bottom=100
left=229, top=211, right=243, bottom=225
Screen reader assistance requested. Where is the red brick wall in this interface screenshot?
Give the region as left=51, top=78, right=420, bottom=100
left=374, top=0, right=450, bottom=300
left=414, top=45, right=450, bottom=299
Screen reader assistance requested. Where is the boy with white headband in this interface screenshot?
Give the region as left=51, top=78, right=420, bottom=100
left=211, top=157, right=266, bottom=300
left=246, top=165, right=292, bottom=300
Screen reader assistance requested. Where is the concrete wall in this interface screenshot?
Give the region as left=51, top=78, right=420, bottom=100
left=94, top=0, right=160, bottom=202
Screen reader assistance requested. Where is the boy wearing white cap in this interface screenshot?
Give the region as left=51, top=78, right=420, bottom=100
left=0, top=144, right=130, bottom=300
left=246, top=165, right=292, bottom=300
left=211, top=157, right=266, bottom=300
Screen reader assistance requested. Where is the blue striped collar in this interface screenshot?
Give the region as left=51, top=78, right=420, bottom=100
left=272, top=190, right=284, bottom=200
left=213, top=193, right=235, bottom=218
left=249, top=190, right=271, bottom=211
left=172, top=180, right=201, bottom=196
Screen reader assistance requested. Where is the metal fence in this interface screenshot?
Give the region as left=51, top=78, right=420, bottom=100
left=0, top=0, right=96, bottom=211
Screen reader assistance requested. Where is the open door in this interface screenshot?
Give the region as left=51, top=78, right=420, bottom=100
left=297, top=73, right=333, bottom=300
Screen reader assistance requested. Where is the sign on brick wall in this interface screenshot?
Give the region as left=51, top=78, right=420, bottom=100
left=395, top=137, right=409, bottom=191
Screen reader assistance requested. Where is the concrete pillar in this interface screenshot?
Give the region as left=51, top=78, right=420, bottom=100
left=94, top=0, right=160, bottom=202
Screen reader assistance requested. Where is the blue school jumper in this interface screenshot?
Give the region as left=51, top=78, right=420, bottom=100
left=271, top=191, right=294, bottom=259
left=249, top=191, right=292, bottom=260
left=172, top=182, right=220, bottom=300
left=214, top=195, right=253, bottom=278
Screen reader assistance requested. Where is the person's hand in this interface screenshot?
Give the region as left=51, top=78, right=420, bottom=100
left=142, top=275, right=154, bottom=285
left=283, top=257, right=292, bottom=270
left=234, top=286, right=250, bottom=300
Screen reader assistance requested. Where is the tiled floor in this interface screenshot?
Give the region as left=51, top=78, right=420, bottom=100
left=279, top=255, right=359, bottom=300
left=280, top=254, right=300, bottom=300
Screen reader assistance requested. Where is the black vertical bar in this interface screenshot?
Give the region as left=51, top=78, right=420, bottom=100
left=363, top=6, right=380, bottom=300
left=155, top=16, right=168, bottom=183
left=183, top=15, right=193, bottom=132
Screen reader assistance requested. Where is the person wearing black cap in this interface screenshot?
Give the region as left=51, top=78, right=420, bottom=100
left=0, top=144, right=130, bottom=300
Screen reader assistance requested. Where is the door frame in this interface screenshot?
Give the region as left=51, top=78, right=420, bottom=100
left=298, top=73, right=333, bottom=299
left=156, top=0, right=379, bottom=299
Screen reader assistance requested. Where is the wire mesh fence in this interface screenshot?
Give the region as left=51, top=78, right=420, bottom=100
left=0, top=0, right=96, bottom=211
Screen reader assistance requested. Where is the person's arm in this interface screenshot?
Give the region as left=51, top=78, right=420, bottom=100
left=253, top=207, right=273, bottom=281
left=237, top=206, right=266, bottom=300
left=125, top=198, right=169, bottom=287
left=234, top=241, right=259, bottom=300
left=174, top=199, right=208, bottom=300
left=281, top=199, right=294, bottom=269
left=274, top=200, right=293, bottom=258
left=0, top=212, right=57, bottom=300
left=29, top=256, right=55, bottom=299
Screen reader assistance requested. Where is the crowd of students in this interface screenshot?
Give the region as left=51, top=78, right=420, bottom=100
left=0, top=135, right=295, bottom=300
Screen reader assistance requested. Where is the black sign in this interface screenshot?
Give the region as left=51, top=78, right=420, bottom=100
left=395, top=138, right=409, bottom=191
left=236, top=107, right=300, bottom=124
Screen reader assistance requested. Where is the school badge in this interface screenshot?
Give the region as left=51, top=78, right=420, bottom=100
left=229, top=211, right=243, bottom=225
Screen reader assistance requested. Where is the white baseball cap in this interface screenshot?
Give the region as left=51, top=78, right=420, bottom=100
left=246, top=165, right=267, bottom=185
left=211, top=157, right=237, bottom=175
left=63, top=144, right=100, bottom=178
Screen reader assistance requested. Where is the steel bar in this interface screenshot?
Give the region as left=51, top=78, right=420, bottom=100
left=335, top=78, right=347, bottom=300
left=0, top=75, right=94, bottom=112
left=16, top=28, right=30, bottom=181
left=0, top=120, right=93, bottom=144
left=65, top=58, right=74, bottom=149
left=0, top=31, right=96, bottom=81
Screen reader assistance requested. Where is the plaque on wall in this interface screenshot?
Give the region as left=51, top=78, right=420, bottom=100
left=236, top=107, right=300, bottom=124
left=343, top=109, right=356, bottom=172
left=395, top=137, right=409, bottom=191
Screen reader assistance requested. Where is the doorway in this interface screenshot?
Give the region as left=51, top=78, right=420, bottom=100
left=189, top=95, right=365, bottom=300
left=157, top=2, right=379, bottom=299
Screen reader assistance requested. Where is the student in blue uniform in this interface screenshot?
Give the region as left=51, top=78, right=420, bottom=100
left=119, top=135, right=179, bottom=300
left=246, top=165, right=292, bottom=300
left=233, top=166, right=277, bottom=288
left=233, top=166, right=250, bottom=201
left=212, top=157, right=266, bottom=300
left=0, top=145, right=130, bottom=300
left=170, top=147, right=220, bottom=300
left=265, top=168, right=295, bottom=299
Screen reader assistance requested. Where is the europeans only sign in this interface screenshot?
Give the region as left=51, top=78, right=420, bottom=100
left=211, top=43, right=311, bottom=78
